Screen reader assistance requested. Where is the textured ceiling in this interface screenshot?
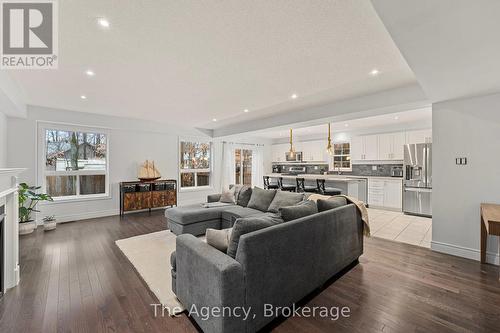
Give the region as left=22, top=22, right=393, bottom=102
left=7, top=0, right=416, bottom=128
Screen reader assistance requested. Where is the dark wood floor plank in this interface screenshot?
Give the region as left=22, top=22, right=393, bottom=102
left=0, top=211, right=499, bottom=333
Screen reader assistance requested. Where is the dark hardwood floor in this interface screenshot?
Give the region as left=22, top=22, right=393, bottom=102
left=1, top=210, right=499, bottom=332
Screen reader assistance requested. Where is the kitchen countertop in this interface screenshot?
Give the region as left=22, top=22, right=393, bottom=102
left=265, top=173, right=403, bottom=182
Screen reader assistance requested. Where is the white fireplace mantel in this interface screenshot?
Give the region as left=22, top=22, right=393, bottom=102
left=0, top=168, right=27, bottom=294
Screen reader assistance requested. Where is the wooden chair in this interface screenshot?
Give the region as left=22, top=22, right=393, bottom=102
left=263, top=176, right=279, bottom=190
left=316, top=179, right=342, bottom=195
left=278, top=177, right=296, bottom=192
left=296, top=178, right=318, bottom=193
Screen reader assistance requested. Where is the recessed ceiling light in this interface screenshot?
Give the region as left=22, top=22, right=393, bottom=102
left=85, top=70, right=95, bottom=76
left=291, top=94, right=298, bottom=99
left=212, top=118, right=217, bottom=122
left=98, top=18, right=110, bottom=28
left=370, top=69, right=380, bottom=76
left=80, top=95, right=87, bottom=100
left=394, top=116, right=400, bottom=120
left=244, top=109, right=249, bottom=113
left=344, top=123, right=349, bottom=127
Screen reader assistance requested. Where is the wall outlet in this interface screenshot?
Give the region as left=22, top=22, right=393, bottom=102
left=372, top=165, right=377, bottom=171
left=455, top=157, right=468, bottom=165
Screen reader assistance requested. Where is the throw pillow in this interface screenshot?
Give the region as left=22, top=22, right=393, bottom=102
left=206, top=228, right=232, bottom=252
left=219, top=186, right=236, bottom=204
left=227, top=216, right=282, bottom=258
left=237, top=186, right=252, bottom=207
left=246, top=187, right=277, bottom=212
left=317, top=196, right=348, bottom=212
left=267, top=191, right=304, bottom=213
left=279, top=200, right=318, bottom=222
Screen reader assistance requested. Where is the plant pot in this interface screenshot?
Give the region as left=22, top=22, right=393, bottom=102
left=19, top=221, right=37, bottom=235
left=44, top=220, right=57, bottom=231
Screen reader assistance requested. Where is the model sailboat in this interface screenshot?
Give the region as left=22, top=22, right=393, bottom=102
left=138, top=160, right=161, bottom=181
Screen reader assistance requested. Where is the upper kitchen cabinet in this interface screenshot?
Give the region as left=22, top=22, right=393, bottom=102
left=352, top=135, right=378, bottom=161
left=271, top=143, right=288, bottom=162
left=406, top=129, right=432, bottom=144
left=378, top=132, right=405, bottom=160
left=301, top=140, right=327, bottom=162
left=271, top=140, right=327, bottom=162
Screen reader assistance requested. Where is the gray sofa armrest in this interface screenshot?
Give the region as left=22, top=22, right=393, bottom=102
left=176, top=234, right=245, bottom=333
left=207, top=193, right=222, bottom=203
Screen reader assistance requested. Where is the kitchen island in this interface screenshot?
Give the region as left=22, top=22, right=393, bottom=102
left=265, top=173, right=368, bottom=203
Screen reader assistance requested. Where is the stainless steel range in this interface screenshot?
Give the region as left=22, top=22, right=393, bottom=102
left=403, top=143, right=432, bottom=217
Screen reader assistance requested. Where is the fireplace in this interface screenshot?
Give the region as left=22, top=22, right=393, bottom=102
left=0, top=205, right=4, bottom=298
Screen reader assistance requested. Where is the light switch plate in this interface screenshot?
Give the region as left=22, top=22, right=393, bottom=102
left=372, top=165, right=377, bottom=171
left=456, top=157, right=468, bottom=165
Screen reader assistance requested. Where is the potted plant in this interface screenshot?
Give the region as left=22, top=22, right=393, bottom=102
left=18, top=183, right=53, bottom=235
left=43, top=215, right=57, bottom=231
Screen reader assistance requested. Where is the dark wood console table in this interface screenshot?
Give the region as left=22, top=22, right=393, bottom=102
left=119, top=179, right=177, bottom=216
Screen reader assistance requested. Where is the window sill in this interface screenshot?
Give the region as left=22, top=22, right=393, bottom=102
left=179, top=186, right=214, bottom=193
left=42, top=194, right=112, bottom=205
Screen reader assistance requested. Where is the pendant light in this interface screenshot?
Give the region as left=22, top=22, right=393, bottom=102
left=326, top=123, right=334, bottom=155
left=288, top=128, right=295, bottom=157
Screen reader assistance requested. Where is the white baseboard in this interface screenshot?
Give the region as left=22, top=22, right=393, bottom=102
left=431, top=240, right=499, bottom=266
left=36, top=209, right=119, bottom=224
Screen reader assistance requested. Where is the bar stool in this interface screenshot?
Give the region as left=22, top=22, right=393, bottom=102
left=296, top=178, right=318, bottom=193
left=278, top=177, right=296, bottom=192
left=263, top=176, right=279, bottom=190
left=316, top=179, right=342, bottom=195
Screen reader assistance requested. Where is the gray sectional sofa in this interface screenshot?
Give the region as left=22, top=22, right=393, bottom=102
left=166, top=187, right=364, bottom=333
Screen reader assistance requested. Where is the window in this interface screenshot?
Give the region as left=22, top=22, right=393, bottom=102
left=41, top=125, right=109, bottom=200
left=179, top=141, right=211, bottom=189
left=235, top=149, right=252, bottom=186
left=332, top=142, right=351, bottom=171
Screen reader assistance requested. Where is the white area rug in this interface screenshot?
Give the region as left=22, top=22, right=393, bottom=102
left=115, top=230, right=183, bottom=314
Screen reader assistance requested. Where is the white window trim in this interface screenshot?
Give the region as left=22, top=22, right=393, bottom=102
left=37, top=121, right=111, bottom=203
left=331, top=141, right=352, bottom=172
left=178, top=137, right=213, bottom=192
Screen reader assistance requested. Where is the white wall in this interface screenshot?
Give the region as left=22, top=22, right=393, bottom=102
left=7, top=106, right=271, bottom=223
left=432, top=92, right=500, bottom=265
left=0, top=111, right=6, bottom=168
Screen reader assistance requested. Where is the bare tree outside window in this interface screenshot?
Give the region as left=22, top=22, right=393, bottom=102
left=44, top=129, right=108, bottom=198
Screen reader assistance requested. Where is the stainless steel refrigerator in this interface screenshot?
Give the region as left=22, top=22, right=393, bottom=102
left=403, top=143, right=432, bottom=217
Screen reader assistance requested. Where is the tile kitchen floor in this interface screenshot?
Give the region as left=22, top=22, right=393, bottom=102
left=367, top=208, right=432, bottom=248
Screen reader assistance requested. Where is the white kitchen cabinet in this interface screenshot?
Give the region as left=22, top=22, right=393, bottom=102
left=364, top=135, right=379, bottom=160
left=351, top=135, right=378, bottom=161
left=406, top=129, right=432, bottom=144
left=392, top=132, right=406, bottom=160
left=300, top=141, right=325, bottom=161
left=383, top=179, right=403, bottom=210
left=378, top=132, right=405, bottom=160
left=351, top=136, right=364, bottom=161
left=271, top=144, right=288, bottom=162
left=368, top=179, right=385, bottom=207
left=368, top=178, right=402, bottom=211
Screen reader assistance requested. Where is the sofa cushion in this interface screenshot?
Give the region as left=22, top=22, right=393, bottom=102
left=206, top=228, right=232, bottom=252
left=227, top=215, right=282, bottom=258
left=165, top=204, right=228, bottom=225
left=237, top=186, right=253, bottom=207
left=317, top=197, right=348, bottom=212
left=247, top=187, right=277, bottom=212
left=219, top=187, right=236, bottom=204
left=279, top=200, right=318, bottom=222
left=267, top=191, right=304, bottom=213
left=221, top=205, right=263, bottom=222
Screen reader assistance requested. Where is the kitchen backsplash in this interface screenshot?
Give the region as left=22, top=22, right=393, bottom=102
left=352, top=164, right=402, bottom=177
